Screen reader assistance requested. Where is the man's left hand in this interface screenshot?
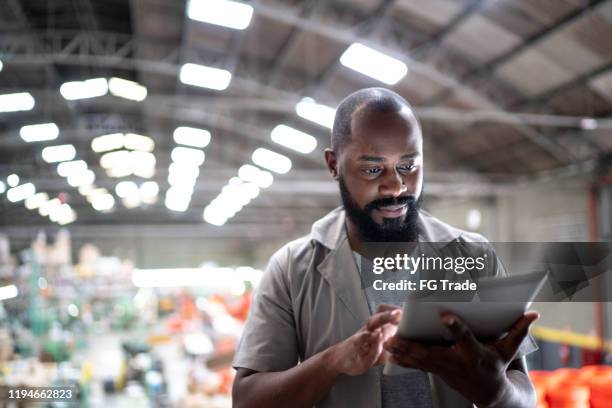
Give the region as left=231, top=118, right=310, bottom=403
left=383, top=311, right=539, bottom=407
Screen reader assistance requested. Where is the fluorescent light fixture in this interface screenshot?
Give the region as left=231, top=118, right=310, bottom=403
left=59, top=78, right=108, bottom=100
left=115, top=181, right=139, bottom=198
left=7, top=174, right=19, bottom=187
left=171, top=146, right=205, bottom=166
left=0, top=181, right=5, bottom=194
left=339, top=43, right=408, bottom=85
left=131, top=150, right=156, bottom=171
left=252, top=148, right=292, bottom=174
left=67, top=169, right=95, bottom=187
left=168, top=172, right=197, bottom=189
left=108, top=77, right=147, bottom=102
left=19, top=122, right=59, bottom=142
left=295, top=97, right=336, bottom=129
left=169, top=162, right=200, bottom=179
left=173, top=126, right=211, bottom=148
left=0, top=92, right=35, bottom=113
left=238, top=164, right=273, bottom=188
left=39, top=198, right=61, bottom=216
left=57, top=160, right=87, bottom=177
left=140, top=181, right=159, bottom=203
left=100, top=150, right=130, bottom=168
left=203, top=205, right=228, bottom=226
left=57, top=210, right=77, bottom=225
left=165, top=191, right=190, bottom=212
left=25, top=192, right=49, bottom=210
left=0, top=60, right=2, bottom=72
left=42, top=144, right=76, bottom=163
left=49, top=203, right=72, bottom=223
left=92, top=133, right=124, bottom=153
left=91, top=193, right=115, bottom=211
left=124, top=133, right=154, bottom=152
left=0, top=285, right=18, bottom=301
left=7, top=183, right=35, bottom=202
left=187, top=0, right=253, bottom=30
left=179, top=63, right=232, bottom=91
left=271, top=124, right=317, bottom=154
left=106, top=165, right=132, bottom=178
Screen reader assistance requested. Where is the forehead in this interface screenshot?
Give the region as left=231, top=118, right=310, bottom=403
left=344, top=108, right=422, bottom=158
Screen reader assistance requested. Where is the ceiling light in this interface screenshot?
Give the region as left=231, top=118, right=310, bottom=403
left=271, top=124, right=317, bottom=154
left=49, top=203, right=72, bottom=223
left=173, top=126, right=211, bottom=148
left=39, top=198, right=61, bottom=216
left=203, top=205, right=228, bottom=226
left=19, top=123, right=59, bottom=142
left=252, top=148, right=292, bottom=174
left=108, top=77, right=147, bottom=102
left=187, top=0, right=253, bottom=30
left=92, top=133, right=124, bottom=153
left=42, top=144, right=76, bottom=163
left=0, top=181, right=5, bottom=194
left=25, top=192, right=49, bottom=210
left=165, top=192, right=190, bottom=212
left=238, top=164, right=273, bottom=188
left=169, top=162, right=200, bottom=179
left=171, top=146, right=205, bottom=166
left=0, top=92, right=35, bottom=113
left=106, top=165, right=133, bottom=178
left=140, top=181, right=159, bottom=203
left=295, top=97, right=336, bottom=129
left=7, top=183, right=36, bottom=202
left=57, top=160, right=88, bottom=177
left=100, top=150, right=130, bottom=168
left=7, top=174, right=19, bottom=187
left=67, top=169, right=95, bottom=187
left=339, top=43, right=408, bottom=85
left=91, top=193, right=115, bottom=211
left=115, top=181, right=139, bottom=198
left=179, top=63, right=232, bottom=91
left=0, top=60, right=3, bottom=72
left=0, top=285, right=18, bottom=301
left=168, top=172, right=197, bottom=189
left=57, top=210, right=77, bottom=225
left=59, top=78, right=108, bottom=100
left=124, top=133, right=154, bottom=152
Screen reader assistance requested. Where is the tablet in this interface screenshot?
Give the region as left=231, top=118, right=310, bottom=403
left=383, top=271, right=547, bottom=376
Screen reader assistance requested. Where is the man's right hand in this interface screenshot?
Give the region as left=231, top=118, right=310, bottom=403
left=330, top=304, right=401, bottom=376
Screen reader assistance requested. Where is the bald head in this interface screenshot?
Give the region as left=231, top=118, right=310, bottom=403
left=331, top=87, right=419, bottom=153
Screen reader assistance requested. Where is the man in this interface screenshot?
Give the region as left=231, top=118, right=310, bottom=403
left=232, top=88, right=539, bottom=408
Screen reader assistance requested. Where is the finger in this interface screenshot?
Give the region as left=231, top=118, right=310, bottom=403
left=366, top=309, right=401, bottom=332
left=376, top=304, right=400, bottom=314
left=441, top=313, right=479, bottom=351
left=498, top=311, right=539, bottom=361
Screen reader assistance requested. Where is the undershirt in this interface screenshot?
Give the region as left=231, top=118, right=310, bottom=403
left=352, top=250, right=433, bottom=408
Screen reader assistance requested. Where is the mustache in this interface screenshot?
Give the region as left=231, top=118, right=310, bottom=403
left=364, top=195, right=417, bottom=213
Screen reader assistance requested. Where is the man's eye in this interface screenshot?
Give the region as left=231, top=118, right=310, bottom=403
left=398, top=164, right=415, bottom=172
left=364, top=168, right=382, bottom=175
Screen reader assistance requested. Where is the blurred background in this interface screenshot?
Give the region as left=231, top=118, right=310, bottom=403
left=0, top=0, right=612, bottom=406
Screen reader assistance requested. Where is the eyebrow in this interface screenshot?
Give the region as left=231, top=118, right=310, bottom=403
left=356, top=152, right=420, bottom=162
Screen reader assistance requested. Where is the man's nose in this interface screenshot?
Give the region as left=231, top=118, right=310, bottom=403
left=379, top=170, right=407, bottom=197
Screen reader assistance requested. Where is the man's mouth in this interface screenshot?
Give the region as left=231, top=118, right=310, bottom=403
left=375, top=204, right=407, bottom=218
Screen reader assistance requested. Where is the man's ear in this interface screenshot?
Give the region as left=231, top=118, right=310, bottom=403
left=324, top=148, right=339, bottom=180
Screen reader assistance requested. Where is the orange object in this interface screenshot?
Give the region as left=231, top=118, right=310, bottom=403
left=589, top=375, right=612, bottom=408
left=547, top=382, right=589, bottom=408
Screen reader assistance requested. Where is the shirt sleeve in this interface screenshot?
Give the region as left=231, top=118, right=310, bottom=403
left=232, top=249, right=299, bottom=372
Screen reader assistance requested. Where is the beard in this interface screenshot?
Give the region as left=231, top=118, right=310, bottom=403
left=339, top=175, right=422, bottom=242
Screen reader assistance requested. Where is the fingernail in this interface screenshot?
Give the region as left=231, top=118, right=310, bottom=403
left=391, top=310, right=400, bottom=317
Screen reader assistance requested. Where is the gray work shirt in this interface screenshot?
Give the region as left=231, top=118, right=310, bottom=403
left=233, top=207, right=537, bottom=408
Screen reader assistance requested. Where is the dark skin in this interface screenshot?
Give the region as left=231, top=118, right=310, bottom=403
left=233, top=106, right=539, bottom=408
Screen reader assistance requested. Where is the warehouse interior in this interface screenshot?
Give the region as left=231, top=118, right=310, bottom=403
left=1, top=0, right=612, bottom=406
